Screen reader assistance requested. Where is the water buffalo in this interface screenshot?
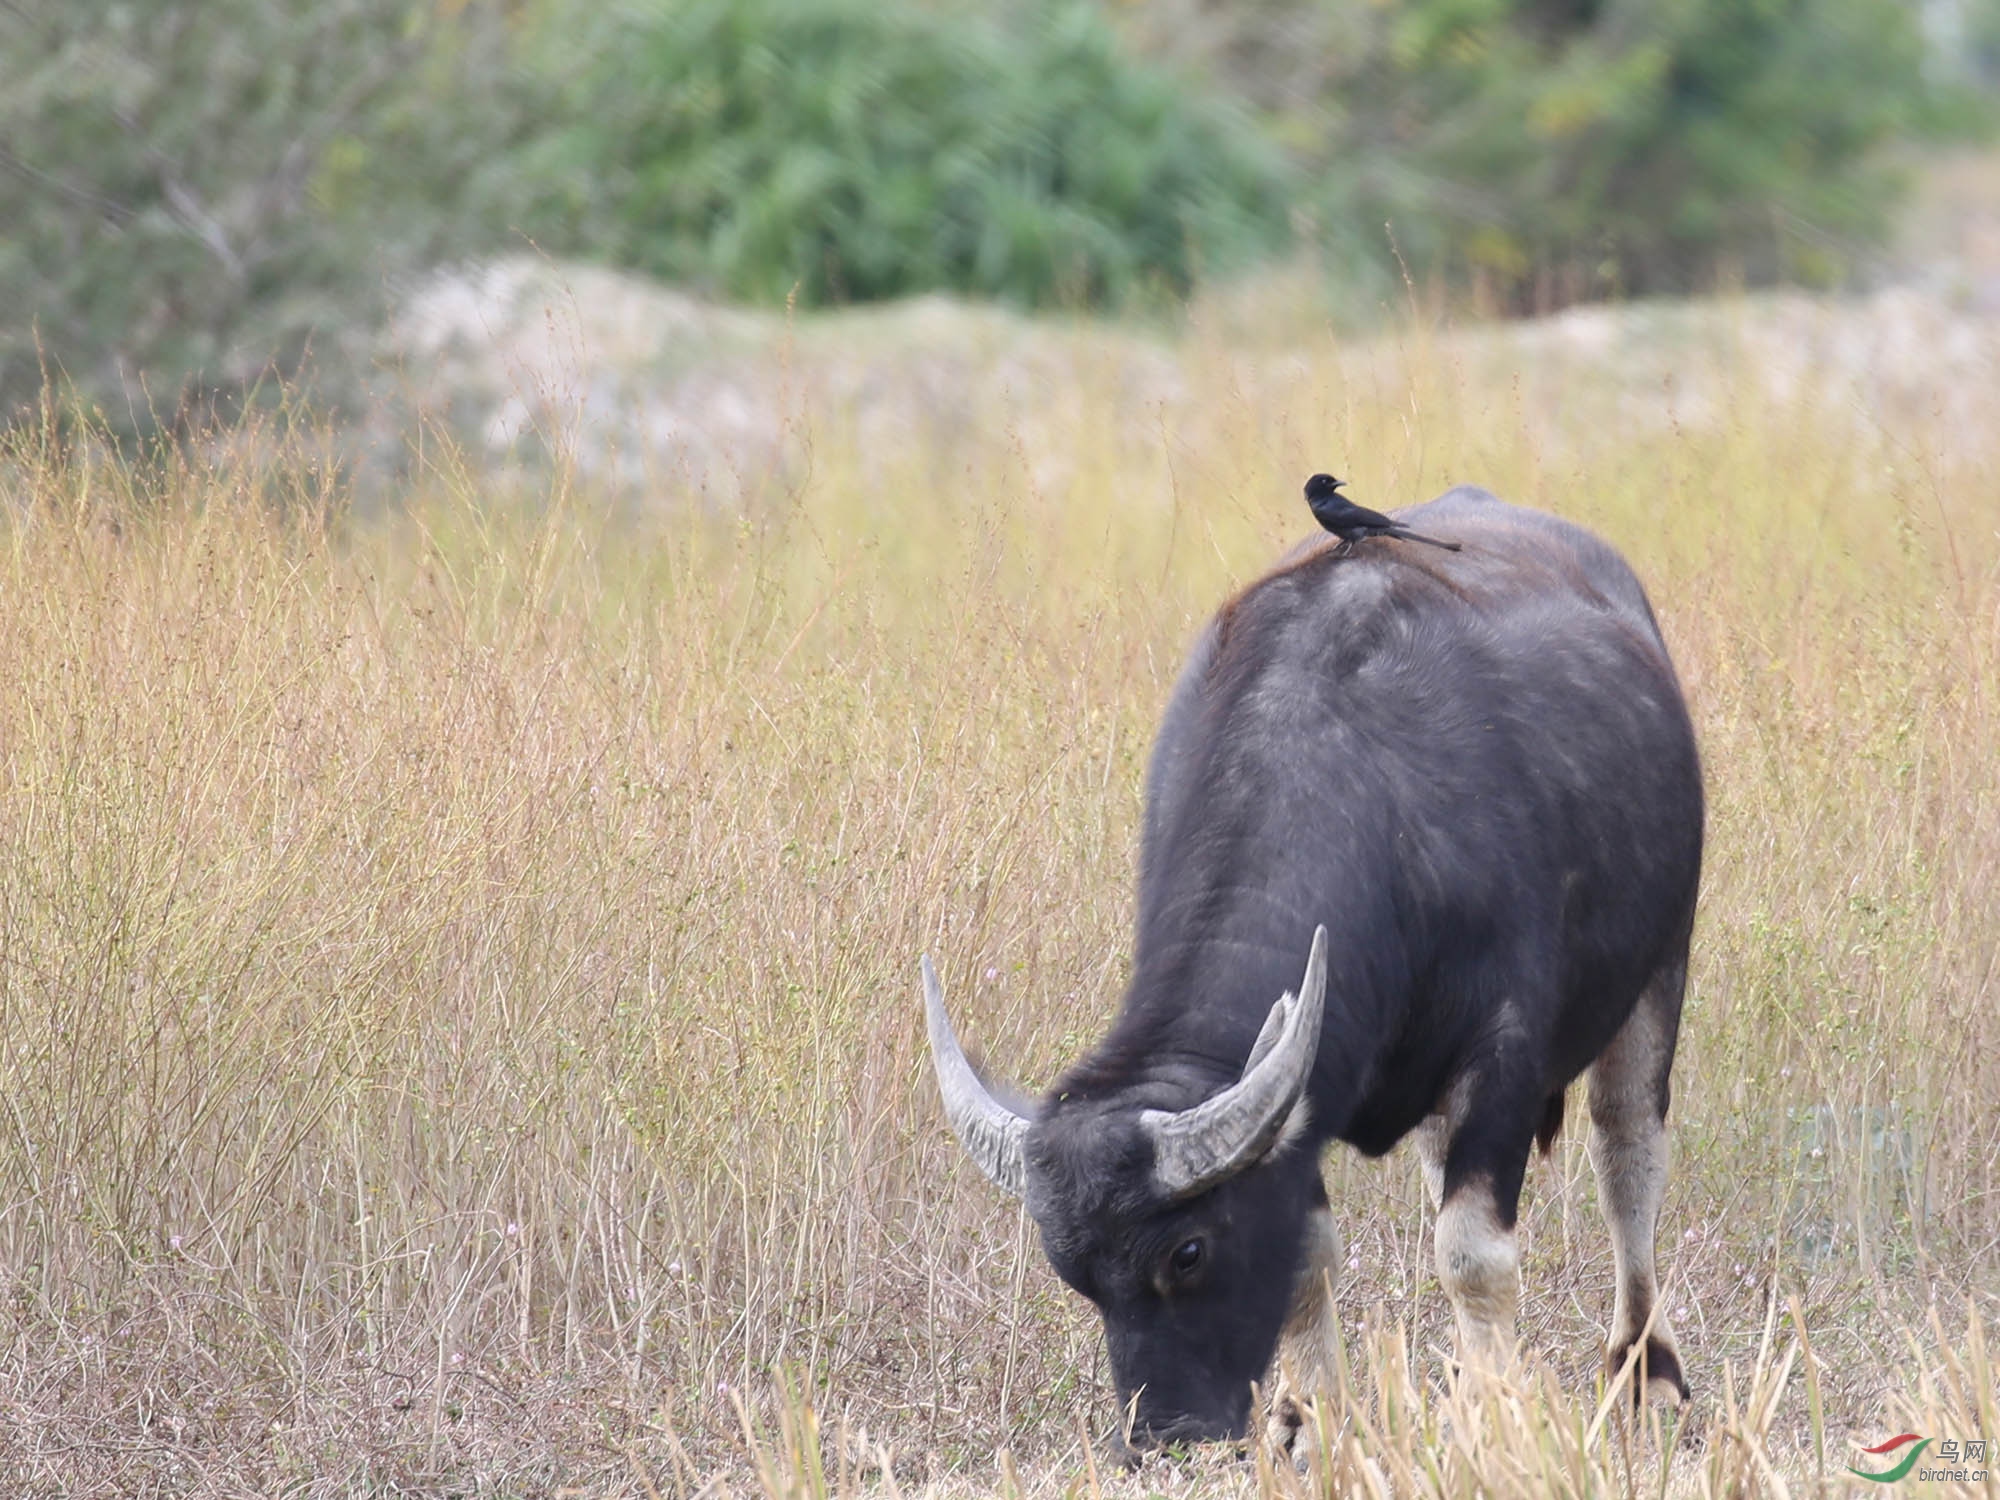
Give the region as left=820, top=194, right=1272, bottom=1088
left=923, top=486, right=1702, bottom=1449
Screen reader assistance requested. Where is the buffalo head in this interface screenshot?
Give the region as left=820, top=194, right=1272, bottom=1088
left=923, top=928, right=1328, bottom=1447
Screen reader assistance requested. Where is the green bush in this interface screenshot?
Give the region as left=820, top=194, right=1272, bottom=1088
left=1132, top=0, right=1931, bottom=302
left=0, top=0, right=548, bottom=428
left=519, top=0, right=1293, bottom=308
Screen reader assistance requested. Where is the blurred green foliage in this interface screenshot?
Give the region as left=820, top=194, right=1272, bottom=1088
left=0, top=0, right=1975, bottom=426
left=0, top=0, right=539, bottom=424
left=1131, top=0, right=1936, bottom=303
left=510, top=0, right=1293, bottom=308
left=1972, top=0, right=2000, bottom=92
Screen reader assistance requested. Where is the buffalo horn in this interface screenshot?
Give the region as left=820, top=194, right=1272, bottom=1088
left=921, top=955, right=1030, bottom=1197
left=1141, top=925, right=1327, bottom=1200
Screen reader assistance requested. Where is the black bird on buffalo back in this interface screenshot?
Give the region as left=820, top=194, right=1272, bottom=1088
left=1304, top=473, right=1462, bottom=552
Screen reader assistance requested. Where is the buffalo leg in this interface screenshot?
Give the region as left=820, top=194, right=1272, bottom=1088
left=1413, top=1073, right=1476, bottom=1212
left=1586, top=958, right=1689, bottom=1403
left=1434, top=1174, right=1521, bottom=1372
left=1415, top=1066, right=1527, bottom=1372
left=1428, top=1054, right=1549, bottom=1374
left=1266, top=1203, right=1341, bottom=1452
left=1413, top=1113, right=1449, bottom=1211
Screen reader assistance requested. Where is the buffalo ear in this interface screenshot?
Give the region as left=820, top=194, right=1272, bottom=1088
left=1140, top=926, right=1327, bottom=1199
left=922, top=955, right=1031, bottom=1197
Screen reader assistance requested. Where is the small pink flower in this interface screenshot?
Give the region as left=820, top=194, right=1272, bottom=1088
left=505, top=1222, right=519, bottom=1238
left=169, top=1234, right=182, bottom=1251
left=984, top=967, right=999, bottom=982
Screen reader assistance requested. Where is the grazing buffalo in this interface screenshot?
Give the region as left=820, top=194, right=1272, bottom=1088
left=924, top=486, right=1702, bottom=1449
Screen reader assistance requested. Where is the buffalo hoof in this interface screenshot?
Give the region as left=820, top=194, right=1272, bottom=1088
left=1102, top=1424, right=1204, bottom=1471
left=1264, top=1392, right=1301, bottom=1455
left=1264, top=1392, right=1327, bottom=1471
left=1105, top=1420, right=1250, bottom=1471
left=1102, top=1425, right=1145, bottom=1471
left=1606, top=1336, right=1689, bottom=1408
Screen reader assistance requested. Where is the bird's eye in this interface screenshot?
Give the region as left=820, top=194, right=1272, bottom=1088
left=1169, top=1238, right=1204, bottom=1278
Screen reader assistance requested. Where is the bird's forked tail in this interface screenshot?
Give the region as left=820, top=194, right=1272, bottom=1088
left=1394, top=528, right=1463, bottom=552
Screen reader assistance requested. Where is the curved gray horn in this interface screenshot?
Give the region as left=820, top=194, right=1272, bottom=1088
left=922, top=955, right=1029, bottom=1197
left=1140, top=925, right=1327, bottom=1200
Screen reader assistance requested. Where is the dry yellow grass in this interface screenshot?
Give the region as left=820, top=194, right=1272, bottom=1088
left=0, top=296, right=1995, bottom=1496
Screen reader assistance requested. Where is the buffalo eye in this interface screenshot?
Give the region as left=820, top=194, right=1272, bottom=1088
left=1168, top=1237, right=1204, bottom=1282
